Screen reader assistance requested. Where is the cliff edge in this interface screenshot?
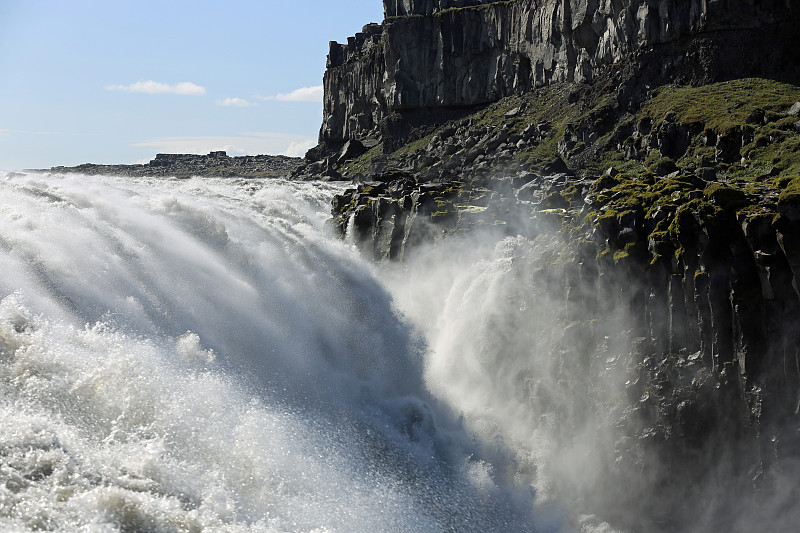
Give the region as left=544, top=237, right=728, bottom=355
left=305, top=1, right=800, bottom=531
left=297, top=0, right=798, bottom=178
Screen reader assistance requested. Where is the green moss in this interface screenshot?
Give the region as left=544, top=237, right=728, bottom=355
left=581, top=168, right=781, bottom=266
left=385, top=14, right=425, bottom=21
left=648, top=156, right=678, bottom=174
left=390, top=134, right=434, bottom=158
left=778, top=176, right=800, bottom=205
left=340, top=143, right=384, bottom=177
left=703, top=182, right=748, bottom=209
left=736, top=204, right=780, bottom=224
left=588, top=154, right=647, bottom=176
left=641, top=79, right=800, bottom=132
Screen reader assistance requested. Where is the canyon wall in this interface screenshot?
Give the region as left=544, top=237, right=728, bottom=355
left=315, top=1, right=800, bottom=528
left=319, top=0, right=796, bottom=149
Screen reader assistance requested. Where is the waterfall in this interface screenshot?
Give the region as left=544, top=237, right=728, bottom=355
left=0, top=171, right=569, bottom=533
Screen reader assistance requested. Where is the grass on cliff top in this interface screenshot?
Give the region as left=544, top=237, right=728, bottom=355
left=612, top=78, right=800, bottom=178
left=342, top=76, right=800, bottom=181
left=641, top=78, right=800, bottom=175
left=641, top=78, right=800, bottom=130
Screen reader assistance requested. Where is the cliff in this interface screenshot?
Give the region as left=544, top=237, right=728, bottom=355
left=306, top=0, right=797, bottom=173
left=327, top=137, right=800, bottom=531
left=310, top=1, right=800, bottom=530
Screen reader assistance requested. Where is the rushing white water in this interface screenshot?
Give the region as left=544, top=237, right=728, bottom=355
left=0, top=171, right=584, bottom=532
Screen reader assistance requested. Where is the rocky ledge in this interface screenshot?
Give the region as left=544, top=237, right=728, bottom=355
left=297, top=0, right=799, bottom=179
left=49, top=151, right=302, bottom=179
left=302, top=0, right=800, bottom=530
left=315, top=8, right=800, bottom=525
left=330, top=149, right=800, bottom=530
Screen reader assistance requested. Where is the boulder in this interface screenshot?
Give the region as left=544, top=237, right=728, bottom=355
left=540, top=157, right=570, bottom=176
left=338, top=139, right=368, bottom=164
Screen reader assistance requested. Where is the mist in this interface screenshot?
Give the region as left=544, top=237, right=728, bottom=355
left=373, top=176, right=800, bottom=533
left=1, top=171, right=798, bottom=531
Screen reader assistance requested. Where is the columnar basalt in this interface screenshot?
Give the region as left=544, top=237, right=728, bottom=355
left=312, top=0, right=800, bottom=529
left=329, top=168, right=800, bottom=529
left=314, top=0, right=797, bottom=163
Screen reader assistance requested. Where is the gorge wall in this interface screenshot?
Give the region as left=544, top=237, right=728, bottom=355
left=311, top=1, right=800, bottom=530
left=316, top=0, right=797, bottom=156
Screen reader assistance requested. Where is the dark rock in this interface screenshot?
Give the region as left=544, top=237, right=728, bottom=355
left=540, top=158, right=570, bottom=176
left=747, top=108, right=766, bottom=124
left=316, top=0, right=798, bottom=154
left=338, top=139, right=368, bottom=164
left=314, top=3, right=800, bottom=530
left=696, top=167, right=717, bottom=181
left=50, top=152, right=302, bottom=179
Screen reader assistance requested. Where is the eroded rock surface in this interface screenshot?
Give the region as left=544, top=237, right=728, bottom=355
left=315, top=0, right=798, bottom=160
left=330, top=168, right=800, bottom=530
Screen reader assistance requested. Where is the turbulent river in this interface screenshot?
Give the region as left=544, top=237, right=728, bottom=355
left=0, top=171, right=622, bottom=532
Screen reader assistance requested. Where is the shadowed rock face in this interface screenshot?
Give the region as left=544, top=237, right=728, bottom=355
left=320, top=0, right=797, bottom=147
left=328, top=169, right=800, bottom=531
left=313, top=1, right=800, bottom=529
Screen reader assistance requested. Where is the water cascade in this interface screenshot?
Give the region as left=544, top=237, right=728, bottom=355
left=0, top=172, right=563, bottom=532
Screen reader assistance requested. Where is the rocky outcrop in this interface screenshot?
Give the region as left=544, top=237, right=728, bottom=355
left=330, top=167, right=800, bottom=530
left=314, top=0, right=798, bottom=161
left=311, top=1, right=800, bottom=529
left=49, top=151, right=301, bottom=179
left=320, top=23, right=386, bottom=147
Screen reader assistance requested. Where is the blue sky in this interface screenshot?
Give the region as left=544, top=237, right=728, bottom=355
left=0, top=0, right=384, bottom=170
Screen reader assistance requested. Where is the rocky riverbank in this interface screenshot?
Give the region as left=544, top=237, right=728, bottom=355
left=49, top=151, right=302, bottom=179
left=303, top=1, right=800, bottom=530
left=327, top=127, right=800, bottom=531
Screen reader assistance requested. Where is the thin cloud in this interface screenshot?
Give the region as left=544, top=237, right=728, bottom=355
left=0, top=129, right=64, bottom=136
left=106, top=80, right=206, bottom=96
left=215, top=97, right=255, bottom=107
left=258, top=85, right=323, bottom=103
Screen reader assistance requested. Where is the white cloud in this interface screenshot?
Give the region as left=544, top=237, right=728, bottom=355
left=215, top=97, right=255, bottom=107
left=106, top=80, right=206, bottom=96
left=258, top=85, right=323, bottom=103
left=285, top=139, right=317, bottom=157
left=133, top=132, right=316, bottom=157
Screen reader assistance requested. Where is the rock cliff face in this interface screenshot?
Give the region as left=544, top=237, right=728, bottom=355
left=317, top=0, right=796, bottom=156
left=312, top=2, right=800, bottom=529
left=328, top=165, right=800, bottom=531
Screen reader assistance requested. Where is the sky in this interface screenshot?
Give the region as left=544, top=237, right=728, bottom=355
left=0, top=0, right=385, bottom=170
